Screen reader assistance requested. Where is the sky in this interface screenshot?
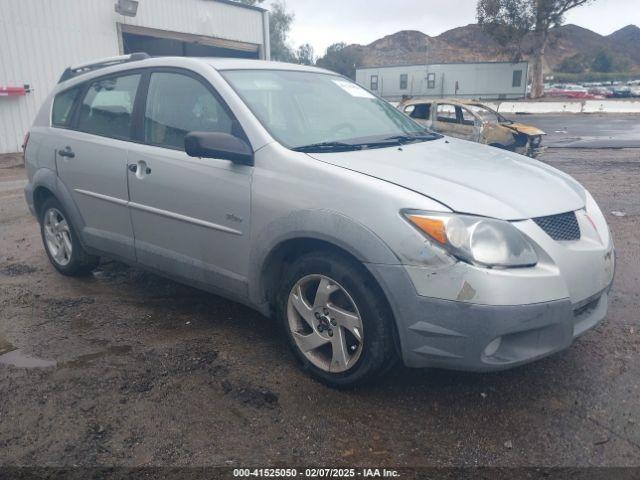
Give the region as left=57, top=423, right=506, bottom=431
left=266, top=0, right=640, bottom=57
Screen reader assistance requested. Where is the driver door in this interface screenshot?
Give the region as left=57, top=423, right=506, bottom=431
left=126, top=69, right=253, bottom=299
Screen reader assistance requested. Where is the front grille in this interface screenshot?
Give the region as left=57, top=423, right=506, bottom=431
left=533, top=211, right=581, bottom=241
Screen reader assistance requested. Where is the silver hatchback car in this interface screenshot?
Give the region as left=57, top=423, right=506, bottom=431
left=24, top=55, right=615, bottom=387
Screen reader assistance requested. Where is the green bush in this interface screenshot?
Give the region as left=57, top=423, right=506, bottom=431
left=550, top=71, right=640, bottom=83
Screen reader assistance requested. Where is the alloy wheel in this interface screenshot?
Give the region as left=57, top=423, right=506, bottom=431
left=43, top=208, right=73, bottom=267
left=287, top=274, right=364, bottom=373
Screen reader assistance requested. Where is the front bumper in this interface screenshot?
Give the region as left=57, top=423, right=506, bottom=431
left=369, top=204, right=616, bottom=370
left=368, top=263, right=611, bottom=371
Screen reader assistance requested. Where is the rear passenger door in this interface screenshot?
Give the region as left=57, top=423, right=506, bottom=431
left=54, top=73, right=142, bottom=262
left=126, top=69, right=253, bottom=299
left=431, top=103, right=459, bottom=137
left=432, top=103, right=477, bottom=141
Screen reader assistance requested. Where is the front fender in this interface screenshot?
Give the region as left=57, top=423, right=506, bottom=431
left=248, top=209, right=401, bottom=307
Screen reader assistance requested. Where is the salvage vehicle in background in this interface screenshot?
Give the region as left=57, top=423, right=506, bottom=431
left=398, top=98, right=545, bottom=157
left=24, top=55, right=614, bottom=387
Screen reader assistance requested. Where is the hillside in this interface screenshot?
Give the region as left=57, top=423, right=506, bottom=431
left=347, top=23, right=640, bottom=72
left=606, top=24, right=640, bottom=64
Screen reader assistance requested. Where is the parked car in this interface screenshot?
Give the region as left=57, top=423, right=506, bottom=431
left=24, top=55, right=615, bottom=387
left=545, top=84, right=594, bottom=99
left=588, top=86, right=613, bottom=98
left=398, top=98, right=545, bottom=157
left=611, top=86, right=633, bottom=98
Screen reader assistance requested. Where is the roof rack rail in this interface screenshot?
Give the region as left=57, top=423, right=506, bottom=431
left=58, top=52, right=150, bottom=83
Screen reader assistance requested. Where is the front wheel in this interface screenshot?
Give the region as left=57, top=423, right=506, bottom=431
left=40, top=197, right=99, bottom=276
left=277, top=252, right=397, bottom=388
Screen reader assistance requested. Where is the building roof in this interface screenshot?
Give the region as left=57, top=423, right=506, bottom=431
left=357, top=60, right=529, bottom=71
left=210, top=0, right=267, bottom=13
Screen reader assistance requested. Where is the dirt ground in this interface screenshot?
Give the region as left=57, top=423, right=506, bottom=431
left=0, top=147, right=639, bottom=468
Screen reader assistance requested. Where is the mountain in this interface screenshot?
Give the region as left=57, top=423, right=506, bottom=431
left=606, top=24, right=640, bottom=64
left=346, top=23, right=640, bottom=72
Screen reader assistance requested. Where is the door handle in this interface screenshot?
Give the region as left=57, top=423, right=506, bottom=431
left=58, top=147, right=75, bottom=158
left=128, top=163, right=152, bottom=175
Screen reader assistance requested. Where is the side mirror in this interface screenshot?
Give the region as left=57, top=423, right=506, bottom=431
left=184, top=132, right=254, bottom=166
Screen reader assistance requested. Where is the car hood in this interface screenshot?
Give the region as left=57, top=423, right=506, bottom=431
left=308, top=137, right=585, bottom=220
left=503, top=122, right=546, bottom=136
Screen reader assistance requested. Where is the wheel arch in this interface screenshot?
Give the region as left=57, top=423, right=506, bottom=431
left=259, top=237, right=363, bottom=308
left=33, top=185, right=55, bottom=218
left=30, top=168, right=87, bottom=240
left=249, top=210, right=400, bottom=314
left=258, top=235, right=403, bottom=358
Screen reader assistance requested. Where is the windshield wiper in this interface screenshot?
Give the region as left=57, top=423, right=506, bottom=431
left=292, top=141, right=364, bottom=153
left=383, top=133, right=440, bottom=144
left=293, top=133, right=440, bottom=153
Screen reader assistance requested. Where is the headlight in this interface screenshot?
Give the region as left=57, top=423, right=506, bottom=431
left=403, top=211, right=538, bottom=268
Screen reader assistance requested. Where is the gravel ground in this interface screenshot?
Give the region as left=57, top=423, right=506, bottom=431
left=0, top=147, right=639, bottom=468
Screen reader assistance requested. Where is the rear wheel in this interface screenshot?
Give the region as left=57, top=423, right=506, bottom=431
left=277, top=251, right=397, bottom=387
left=40, top=197, right=99, bottom=276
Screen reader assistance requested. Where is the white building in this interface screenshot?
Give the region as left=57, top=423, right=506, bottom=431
left=356, top=61, right=529, bottom=102
left=0, top=0, right=270, bottom=153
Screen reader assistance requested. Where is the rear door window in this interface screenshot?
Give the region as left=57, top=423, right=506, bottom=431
left=436, top=104, right=458, bottom=123
left=77, top=74, right=141, bottom=140
left=143, top=72, right=235, bottom=150
left=52, top=86, right=82, bottom=127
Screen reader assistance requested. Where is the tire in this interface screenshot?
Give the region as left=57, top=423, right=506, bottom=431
left=277, top=251, right=397, bottom=388
left=39, top=197, right=99, bottom=276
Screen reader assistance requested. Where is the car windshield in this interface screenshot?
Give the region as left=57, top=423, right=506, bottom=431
left=221, top=69, right=440, bottom=152
left=467, top=104, right=509, bottom=124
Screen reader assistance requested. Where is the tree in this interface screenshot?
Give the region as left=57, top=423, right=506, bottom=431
left=558, top=53, right=587, bottom=73
left=316, top=43, right=363, bottom=79
left=592, top=50, right=614, bottom=72
left=591, top=50, right=629, bottom=72
left=268, top=1, right=296, bottom=62
left=295, top=43, right=315, bottom=65
left=477, top=0, right=594, bottom=98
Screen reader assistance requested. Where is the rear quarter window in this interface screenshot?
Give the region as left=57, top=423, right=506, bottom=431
left=406, top=103, right=431, bottom=120
left=77, top=74, right=141, bottom=140
left=52, top=86, right=82, bottom=127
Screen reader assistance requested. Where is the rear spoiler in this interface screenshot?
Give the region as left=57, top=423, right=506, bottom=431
left=58, top=52, right=150, bottom=83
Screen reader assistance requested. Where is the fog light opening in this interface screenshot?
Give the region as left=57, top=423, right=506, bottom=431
left=484, top=337, right=502, bottom=357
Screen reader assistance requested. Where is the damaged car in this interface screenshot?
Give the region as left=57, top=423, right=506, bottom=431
left=399, top=98, right=546, bottom=157
left=25, top=56, right=613, bottom=387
